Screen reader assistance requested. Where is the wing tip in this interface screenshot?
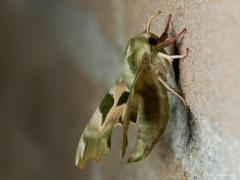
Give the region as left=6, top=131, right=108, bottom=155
left=75, top=143, right=111, bottom=170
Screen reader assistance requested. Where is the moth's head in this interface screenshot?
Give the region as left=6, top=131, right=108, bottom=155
left=129, top=10, right=168, bottom=51
left=147, top=32, right=161, bottom=46
left=127, top=31, right=157, bottom=50
left=125, top=32, right=163, bottom=58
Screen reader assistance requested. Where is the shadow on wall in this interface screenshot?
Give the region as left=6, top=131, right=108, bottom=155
left=0, top=1, right=106, bottom=179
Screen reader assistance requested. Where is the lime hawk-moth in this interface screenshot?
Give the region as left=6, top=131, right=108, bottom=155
left=75, top=11, right=189, bottom=169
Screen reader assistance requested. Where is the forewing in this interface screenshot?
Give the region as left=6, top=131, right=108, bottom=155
left=75, top=81, right=129, bottom=169
left=122, top=53, right=169, bottom=162
left=128, top=71, right=169, bottom=162
left=121, top=53, right=151, bottom=158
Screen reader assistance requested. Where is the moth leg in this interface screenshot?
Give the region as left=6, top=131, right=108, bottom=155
left=158, top=48, right=189, bottom=64
left=163, top=14, right=172, bottom=34
left=159, top=14, right=172, bottom=41
left=157, top=76, right=186, bottom=106
left=156, top=28, right=186, bottom=49
left=145, top=10, right=161, bottom=35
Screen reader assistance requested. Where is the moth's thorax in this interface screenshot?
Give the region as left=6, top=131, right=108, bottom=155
left=121, top=31, right=168, bottom=89
left=122, top=31, right=154, bottom=89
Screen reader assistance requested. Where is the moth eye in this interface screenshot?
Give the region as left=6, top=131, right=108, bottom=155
left=148, top=37, right=158, bottom=45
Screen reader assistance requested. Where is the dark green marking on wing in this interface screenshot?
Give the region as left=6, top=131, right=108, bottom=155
left=117, top=91, right=129, bottom=106
left=127, top=51, right=138, bottom=73
left=99, top=93, right=114, bottom=124
left=127, top=36, right=148, bottom=74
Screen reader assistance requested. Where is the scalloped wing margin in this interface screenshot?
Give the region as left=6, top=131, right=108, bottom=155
left=75, top=82, right=129, bottom=169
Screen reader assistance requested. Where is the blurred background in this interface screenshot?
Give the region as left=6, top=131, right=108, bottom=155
left=0, top=0, right=114, bottom=179
left=1, top=0, right=240, bottom=180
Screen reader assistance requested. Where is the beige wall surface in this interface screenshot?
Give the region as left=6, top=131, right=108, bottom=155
left=1, top=0, right=240, bottom=180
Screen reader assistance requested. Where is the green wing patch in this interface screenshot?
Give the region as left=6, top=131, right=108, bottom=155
left=75, top=82, right=129, bottom=169
left=100, top=93, right=114, bottom=124
left=117, top=91, right=129, bottom=106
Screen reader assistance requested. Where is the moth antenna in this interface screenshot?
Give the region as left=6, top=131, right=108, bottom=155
left=162, top=14, right=172, bottom=34
left=146, top=10, right=161, bottom=35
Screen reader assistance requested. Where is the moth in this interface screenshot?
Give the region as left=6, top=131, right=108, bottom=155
left=75, top=11, right=189, bottom=169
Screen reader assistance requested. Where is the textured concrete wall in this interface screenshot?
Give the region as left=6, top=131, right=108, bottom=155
left=1, top=0, right=240, bottom=180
